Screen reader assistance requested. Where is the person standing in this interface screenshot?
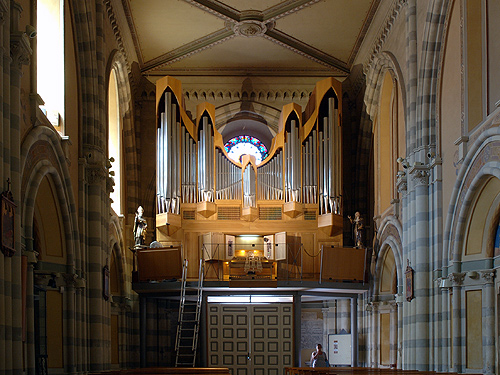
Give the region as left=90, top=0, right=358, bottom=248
left=310, top=343, right=329, bottom=367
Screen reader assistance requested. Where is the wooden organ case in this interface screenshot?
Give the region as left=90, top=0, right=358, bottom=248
left=152, top=76, right=364, bottom=283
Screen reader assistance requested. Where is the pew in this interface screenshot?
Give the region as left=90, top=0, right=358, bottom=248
left=284, top=368, right=480, bottom=375
left=90, top=367, right=230, bottom=375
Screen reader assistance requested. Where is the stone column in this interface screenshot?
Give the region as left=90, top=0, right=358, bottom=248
left=411, top=166, right=430, bottom=371
left=351, top=296, right=358, bottom=367
left=449, top=272, right=464, bottom=373
left=389, top=302, right=398, bottom=368
left=480, top=270, right=495, bottom=374
left=370, top=302, right=379, bottom=367
left=10, top=3, right=32, bottom=372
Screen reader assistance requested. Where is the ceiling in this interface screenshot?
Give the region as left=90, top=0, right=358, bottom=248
left=121, top=0, right=381, bottom=78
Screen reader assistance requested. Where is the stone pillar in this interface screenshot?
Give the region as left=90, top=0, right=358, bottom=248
left=351, top=296, right=358, bottom=367
left=411, top=167, right=430, bottom=371
left=10, top=3, right=31, bottom=372
left=140, top=295, right=147, bottom=367
left=450, top=272, right=464, bottom=373
left=389, top=303, right=398, bottom=368
left=370, top=302, right=379, bottom=367
left=480, top=270, right=495, bottom=374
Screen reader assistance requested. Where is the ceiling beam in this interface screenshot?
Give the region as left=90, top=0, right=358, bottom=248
left=142, top=29, right=235, bottom=73
left=181, top=0, right=240, bottom=22
left=263, top=0, right=323, bottom=22
left=264, top=29, right=349, bottom=74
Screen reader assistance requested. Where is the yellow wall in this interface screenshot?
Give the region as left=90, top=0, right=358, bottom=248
left=466, top=290, right=482, bottom=369
left=380, top=313, right=390, bottom=366
left=377, top=72, right=394, bottom=214
left=441, top=0, right=462, bottom=219
left=466, top=0, right=483, bottom=131
left=35, top=176, right=65, bottom=262
left=380, top=248, right=396, bottom=294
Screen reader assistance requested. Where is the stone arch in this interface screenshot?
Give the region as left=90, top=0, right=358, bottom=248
left=21, top=126, right=80, bottom=272
left=358, top=52, right=406, bottom=222
left=108, top=215, right=127, bottom=297
left=107, top=50, right=139, bottom=215
left=373, top=216, right=404, bottom=297
left=444, top=129, right=500, bottom=264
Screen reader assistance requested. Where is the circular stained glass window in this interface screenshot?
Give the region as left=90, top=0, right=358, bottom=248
left=224, top=135, right=268, bottom=164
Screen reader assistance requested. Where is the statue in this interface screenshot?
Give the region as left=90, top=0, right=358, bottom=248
left=133, top=206, right=147, bottom=247
left=348, top=211, right=364, bottom=248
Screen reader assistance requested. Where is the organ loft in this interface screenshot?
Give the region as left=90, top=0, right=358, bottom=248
left=132, top=76, right=368, bottom=370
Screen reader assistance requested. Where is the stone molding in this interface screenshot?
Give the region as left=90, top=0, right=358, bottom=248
left=448, top=272, right=465, bottom=286
left=480, top=269, right=495, bottom=284
left=409, top=165, right=429, bottom=187
left=10, top=32, right=31, bottom=70
left=363, top=0, right=406, bottom=76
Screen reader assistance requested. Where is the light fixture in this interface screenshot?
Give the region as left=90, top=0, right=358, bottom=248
left=25, top=25, right=37, bottom=39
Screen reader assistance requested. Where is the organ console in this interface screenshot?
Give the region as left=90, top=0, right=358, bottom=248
left=154, top=76, right=346, bottom=279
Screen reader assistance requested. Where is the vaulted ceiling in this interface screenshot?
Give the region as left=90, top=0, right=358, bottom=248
left=120, top=0, right=381, bottom=78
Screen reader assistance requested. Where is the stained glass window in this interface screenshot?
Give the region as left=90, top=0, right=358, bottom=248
left=224, top=135, right=268, bottom=164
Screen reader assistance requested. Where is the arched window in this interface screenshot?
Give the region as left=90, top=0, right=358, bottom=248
left=37, top=0, right=64, bottom=128
left=108, top=69, right=122, bottom=215
left=224, top=135, right=268, bottom=164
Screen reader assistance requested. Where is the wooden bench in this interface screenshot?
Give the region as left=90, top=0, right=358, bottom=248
left=284, top=368, right=481, bottom=375
left=90, top=367, right=230, bottom=375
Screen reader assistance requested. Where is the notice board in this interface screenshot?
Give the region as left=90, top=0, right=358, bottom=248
left=328, top=333, right=351, bottom=366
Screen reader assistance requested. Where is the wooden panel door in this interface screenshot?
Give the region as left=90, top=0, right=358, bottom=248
left=207, top=303, right=293, bottom=375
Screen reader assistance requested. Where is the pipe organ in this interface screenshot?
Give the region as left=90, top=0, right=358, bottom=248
left=197, top=114, right=215, bottom=202
left=181, top=126, right=196, bottom=203
left=215, top=149, right=242, bottom=200
left=257, top=151, right=283, bottom=201
left=284, top=119, right=301, bottom=203
left=242, top=164, right=256, bottom=208
left=157, top=91, right=181, bottom=214
left=318, top=97, right=341, bottom=215
left=155, top=76, right=343, bottom=246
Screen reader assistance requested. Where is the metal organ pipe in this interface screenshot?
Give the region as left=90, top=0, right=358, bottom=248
left=312, top=130, right=317, bottom=204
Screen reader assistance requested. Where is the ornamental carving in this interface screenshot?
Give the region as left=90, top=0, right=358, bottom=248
left=409, top=167, right=429, bottom=187
left=480, top=270, right=495, bottom=283
left=10, top=32, right=31, bottom=70
left=396, top=171, right=407, bottom=193
left=232, top=20, right=268, bottom=37
left=86, top=166, right=107, bottom=185
left=448, top=272, right=465, bottom=286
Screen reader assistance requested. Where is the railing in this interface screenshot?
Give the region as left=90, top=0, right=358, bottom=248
left=131, top=243, right=368, bottom=284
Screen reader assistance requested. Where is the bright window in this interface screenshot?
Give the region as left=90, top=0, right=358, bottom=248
left=224, top=135, right=268, bottom=164
left=37, top=0, right=64, bottom=128
left=108, top=69, right=122, bottom=215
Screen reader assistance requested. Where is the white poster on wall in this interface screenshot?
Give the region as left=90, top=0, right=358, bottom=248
left=328, top=333, right=351, bottom=366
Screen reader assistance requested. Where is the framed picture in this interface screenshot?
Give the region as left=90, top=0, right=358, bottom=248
left=1, top=190, right=16, bottom=257
left=405, top=260, right=414, bottom=302
left=103, top=265, right=110, bottom=301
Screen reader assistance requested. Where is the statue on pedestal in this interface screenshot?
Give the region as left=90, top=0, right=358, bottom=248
left=133, top=206, right=147, bottom=247
left=348, top=211, right=364, bottom=248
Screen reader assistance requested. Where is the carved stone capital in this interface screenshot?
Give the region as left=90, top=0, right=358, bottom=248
left=480, top=269, right=495, bottom=284
left=0, top=0, right=7, bottom=25
left=409, top=165, right=429, bottom=187
left=396, top=171, right=407, bottom=193
left=448, top=272, right=465, bottom=286
left=10, top=32, right=32, bottom=70
left=86, top=165, right=107, bottom=185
